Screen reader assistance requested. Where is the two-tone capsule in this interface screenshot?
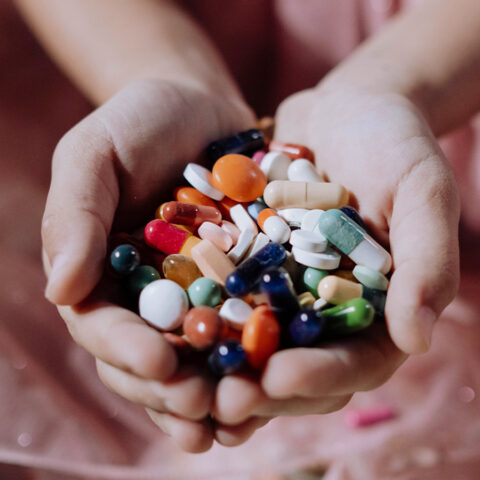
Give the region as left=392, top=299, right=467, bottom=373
left=257, top=208, right=291, bottom=244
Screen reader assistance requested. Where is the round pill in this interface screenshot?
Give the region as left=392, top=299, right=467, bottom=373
left=208, top=340, right=246, bottom=376
left=110, top=244, right=140, bottom=276
left=183, top=306, right=223, bottom=349
left=219, top=298, right=253, bottom=330
left=183, top=163, right=224, bottom=201
left=303, top=267, right=329, bottom=297
left=162, top=254, right=202, bottom=289
left=352, top=265, right=389, bottom=291
left=300, top=209, right=325, bottom=231
left=139, top=279, right=189, bottom=331
left=126, top=265, right=161, bottom=297
left=260, top=151, right=291, bottom=181
left=290, top=229, right=327, bottom=252
left=287, top=158, right=322, bottom=182
left=289, top=309, right=325, bottom=347
left=277, top=208, right=309, bottom=227
left=212, top=154, right=267, bottom=202
left=187, top=277, right=222, bottom=307
left=292, top=246, right=341, bottom=269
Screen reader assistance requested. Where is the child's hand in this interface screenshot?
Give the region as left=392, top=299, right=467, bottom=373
left=212, top=86, right=460, bottom=445
left=42, top=79, right=255, bottom=453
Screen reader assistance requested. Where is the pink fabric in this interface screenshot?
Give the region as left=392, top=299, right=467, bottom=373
left=1, top=0, right=480, bottom=478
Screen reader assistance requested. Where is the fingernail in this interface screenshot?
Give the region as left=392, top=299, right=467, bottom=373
left=44, top=253, right=68, bottom=302
left=417, top=306, right=437, bottom=351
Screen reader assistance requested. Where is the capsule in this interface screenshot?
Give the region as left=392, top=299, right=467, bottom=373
left=161, top=201, right=222, bottom=227
left=225, top=243, right=287, bottom=297
left=289, top=309, right=326, bottom=347
left=208, top=340, right=247, bottom=376
left=247, top=199, right=268, bottom=222
left=340, top=206, right=369, bottom=231
left=174, top=186, right=218, bottom=208
left=263, top=181, right=349, bottom=210
left=257, top=208, right=291, bottom=244
left=206, top=128, right=265, bottom=162
left=322, top=298, right=375, bottom=335
left=269, top=140, right=315, bottom=162
left=317, top=209, right=392, bottom=274
left=287, top=158, right=322, bottom=182
left=144, top=219, right=201, bottom=257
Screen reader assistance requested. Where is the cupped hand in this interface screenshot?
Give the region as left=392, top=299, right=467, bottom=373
left=42, top=79, right=255, bottom=452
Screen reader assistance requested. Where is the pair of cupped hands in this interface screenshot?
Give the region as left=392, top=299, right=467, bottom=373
left=42, top=78, right=459, bottom=452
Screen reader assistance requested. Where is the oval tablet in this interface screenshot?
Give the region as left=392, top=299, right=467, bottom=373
left=291, top=246, right=341, bottom=269
left=290, top=229, right=327, bottom=252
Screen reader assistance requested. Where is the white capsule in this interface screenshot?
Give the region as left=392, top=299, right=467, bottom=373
left=183, top=163, right=224, bottom=201
left=277, top=208, right=309, bottom=227
left=219, top=298, right=253, bottom=330
left=227, top=229, right=255, bottom=264
left=290, top=229, right=327, bottom=252
left=246, top=232, right=270, bottom=258
left=313, top=298, right=329, bottom=310
left=301, top=209, right=325, bottom=231
left=230, top=204, right=258, bottom=234
left=348, top=236, right=392, bottom=274
left=262, top=215, right=291, bottom=244
left=287, top=158, right=322, bottom=182
left=260, top=152, right=291, bottom=181
left=291, top=246, right=341, bottom=269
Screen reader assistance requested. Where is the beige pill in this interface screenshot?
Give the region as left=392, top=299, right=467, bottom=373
left=263, top=181, right=348, bottom=209
left=191, top=239, right=235, bottom=286
left=298, top=291, right=316, bottom=308
left=317, top=275, right=362, bottom=305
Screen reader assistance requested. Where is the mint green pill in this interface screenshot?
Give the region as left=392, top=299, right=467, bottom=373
left=187, top=277, right=222, bottom=307
left=322, top=298, right=374, bottom=335
left=303, top=267, right=329, bottom=297
left=353, top=265, right=389, bottom=291
left=126, top=265, right=161, bottom=297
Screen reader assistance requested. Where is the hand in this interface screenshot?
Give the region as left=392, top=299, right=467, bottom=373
left=42, top=79, right=255, bottom=453
left=212, top=86, right=460, bottom=443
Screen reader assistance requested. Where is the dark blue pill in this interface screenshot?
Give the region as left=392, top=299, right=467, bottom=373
left=340, top=206, right=369, bottom=231
left=206, top=129, right=265, bottom=163
left=208, top=340, right=246, bottom=376
left=289, top=309, right=326, bottom=347
left=110, top=244, right=140, bottom=276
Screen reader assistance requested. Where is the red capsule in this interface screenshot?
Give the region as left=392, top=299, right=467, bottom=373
left=144, top=219, right=201, bottom=256
left=269, top=140, right=315, bottom=162
left=161, top=201, right=222, bottom=227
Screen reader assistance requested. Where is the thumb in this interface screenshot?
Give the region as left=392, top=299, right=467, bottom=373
left=43, top=118, right=119, bottom=305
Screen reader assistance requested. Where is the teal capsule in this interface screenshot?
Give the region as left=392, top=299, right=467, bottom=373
left=126, top=265, right=161, bottom=296
left=322, top=298, right=375, bottom=335
left=187, top=277, right=222, bottom=307
left=303, top=267, right=329, bottom=297
left=353, top=265, right=389, bottom=291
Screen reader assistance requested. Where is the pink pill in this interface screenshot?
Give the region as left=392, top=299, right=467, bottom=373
left=198, top=222, right=233, bottom=252
left=220, top=220, right=241, bottom=244
left=252, top=150, right=267, bottom=165
left=344, top=405, right=397, bottom=428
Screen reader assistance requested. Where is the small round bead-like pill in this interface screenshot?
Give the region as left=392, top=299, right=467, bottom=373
left=212, top=154, right=267, bottom=202
left=162, top=254, right=202, bottom=289
left=219, top=298, right=253, bottom=330
left=161, top=201, right=222, bottom=227
left=292, top=246, right=341, bottom=270
left=198, top=222, right=233, bottom=252
left=230, top=204, right=258, bottom=234
left=206, top=129, right=265, bottom=162
left=174, top=186, right=218, bottom=208
left=260, top=151, right=291, bottom=181
left=257, top=208, right=291, bottom=244
left=300, top=209, right=325, bottom=231
left=208, top=340, right=246, bottom=376
left=290, top=229, right=327, bottom=253
left=227, top=229, right=255, bottom=264
left=126, top=265, right=161, bottom=296
left=183, top=163, right=224, bottom=201
left=269, top=140, right=315, bottom=162
left=322, top=298, right=375, bottom=335
left=187, top=277, right=222, bottom=307
left=352, top=265, right=389, bottom=291
left=318, top=275, right=363, bottom=305
left=287, top=158, right=322, bottom=182
left=110, top=244, right=140, bottom=276
left=303, top=267, right=329, bottom=297
left=220, top=220, right=241, bottom=244
left=183, top=306, right=223, bottom=349
left=139, top=279, right=189, bottom=331
left=289, top=309, right=325, bottom=347
left=242, top=305, right=280, bottom=369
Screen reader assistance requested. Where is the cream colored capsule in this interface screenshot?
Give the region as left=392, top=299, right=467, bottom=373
left=263, top=181, right=349, bottom=210
left=317, top=275, right=362, bottom=305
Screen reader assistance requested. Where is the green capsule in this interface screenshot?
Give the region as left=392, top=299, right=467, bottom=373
left=322, top=298, right=374, bottom=335
left=126, top=265, right=161, bottom=296
left=303, top=267, right=329, bottom=297
left=187, top=277, right=222, bottom=307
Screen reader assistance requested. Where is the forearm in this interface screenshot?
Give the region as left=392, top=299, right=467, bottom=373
left=15, top=0, right=242, bottom=105
left=320, top=0, right=480, bottom=136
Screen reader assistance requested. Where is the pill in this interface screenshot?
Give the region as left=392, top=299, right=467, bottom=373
left=219, top=324, right=243, bottom=342
left=190, top=239, right=236, bottom=286
left=290, top=229, right=327, bottom=252
left=340, top=206, right=369, bottom=231
left=252, top=149, right=266, bottom=165
left=297, top=291, right=316, bottom=308
left=161, top=201, right=222, bottom=227
left=206, top=128, right=265, bottom=162
left=212, top=154, right=267, bottom=202
left=225, top=243, right=287, bottom=297
left=183, top=306, right=223, bottom=349
left=334, top=269, right=357, bottom=282
left=313, top=298, right=328, bottom=310
left=162, top=254, right=202, bottom=289
left=247, top=199, right=268, bottom=221
left=144, top=219, right=201, bottom=257
left=242, top=305, right=280, bottom=369
left=198, top=222, right=233, bottom=252
left=174, top=186, right=218, bottom=208
left=322, top=298, right=374, bottom=335
left=154, top=204, right=196, bottom=234
left=287, top=158, right=322, bottom=182
left=227, top=229, right=255, bottom=264
left=344, top=405, right=397, bottom=428
left=257, top=208, right=291, bottom=244
left=183, top=163, right=224, bottom=200
left=230, top=204, right=258, bottom=234
left=139, top=279, right=189, bottom=331
left=219, top=298, right=253, bottom=330
left=292, top=246, right=341, bottom=269
left=260, top=151, right=291, bottom=181
left=352, top=265, right=389, bottom=291
left=215, top=196, right=240, bottom=221
left=208, top=340, right=246, bottom=376
left=269, top=140, right=315, bottom=162
left=289, top=309, right=326, bottom=347
left=264, top=181, right=348, bottom=210
left=110, top=244, right=140, bottom=276
left=246, top=232, right=270, bottom=258
left=300, top=209, right=325, bottom=231
left=303, top=267, right=329, bottom=297
left=126, top=265, right=161, bottom=297
left=317, top=275, right=363, bottom=305
left=220, top=220, right=240, bottom=244
left=317, top=209, right=392, bottom=274
left=277, top=208, right=309, bottom=227
left=187, top=277, right=222, bottom=307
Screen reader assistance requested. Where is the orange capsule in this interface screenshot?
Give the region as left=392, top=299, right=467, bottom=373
left=241, top=305, right=280, bottom=369
left=269, top=140, right=315, bottom=162
left=216, top=196, right=240, bottom=221
left=174, top=186, right=218, bottom=209
left=212, top=154, right=267, bottom=202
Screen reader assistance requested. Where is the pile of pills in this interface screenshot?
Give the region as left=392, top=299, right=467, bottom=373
left=108, top=127, right=392, bottom=377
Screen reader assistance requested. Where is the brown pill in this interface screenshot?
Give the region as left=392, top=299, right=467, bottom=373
left=183, top=306, right=223, bottom=349
left=161, top=201, right=222, bottom=227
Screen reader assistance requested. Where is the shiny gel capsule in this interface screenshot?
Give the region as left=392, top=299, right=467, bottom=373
left=206, top=128, right=265, bottom=162
left=340, top=206, right=369, bottom=231
left=322, top=298, right=375, bottom=335
left=225, top=243, right=287, bottom=297
left=208, top=340, right=246, bottom=376
left=317, top=209, right=392, bottom=274
left=289, top=309, right=326, bottom=346
left=161, top=201, right=222, bottom=227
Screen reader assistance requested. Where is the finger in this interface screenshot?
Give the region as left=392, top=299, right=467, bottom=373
left=43, top=115, right=119, bottom=305
left=145, top=409, right=214, bottom=454
left=97, top=359, right=213, bottom=420
left=262, top=324, right=406, bottom=399
left=60, top=300, right=177, bottom=381
left=214, top=417, right=271, bottom=447
left=388, top=147, right=460, bottom=354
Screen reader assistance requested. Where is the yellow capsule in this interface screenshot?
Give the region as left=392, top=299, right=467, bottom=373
left=298, top=291, right=316, bottom=308
left=317, top=275, right=362, bottom=305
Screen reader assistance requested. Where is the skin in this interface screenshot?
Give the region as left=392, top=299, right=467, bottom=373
left=15, top=0, right=480, bottom=452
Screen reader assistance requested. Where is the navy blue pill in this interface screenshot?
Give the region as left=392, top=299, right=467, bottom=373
left=247, top=199, right=267, bottom=222
left=110, top=244, right=140, bottom=276
left=206, top=129, right=265, bottom=163
left=225, top=243, right=287, bottom=297
left=208, top=340, right=246, bottom=376
left=289, top=309, right=326, bottom=347
left=340, top=206, right=369, bottom=231
left=362, top=286, right=386, bottom=317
